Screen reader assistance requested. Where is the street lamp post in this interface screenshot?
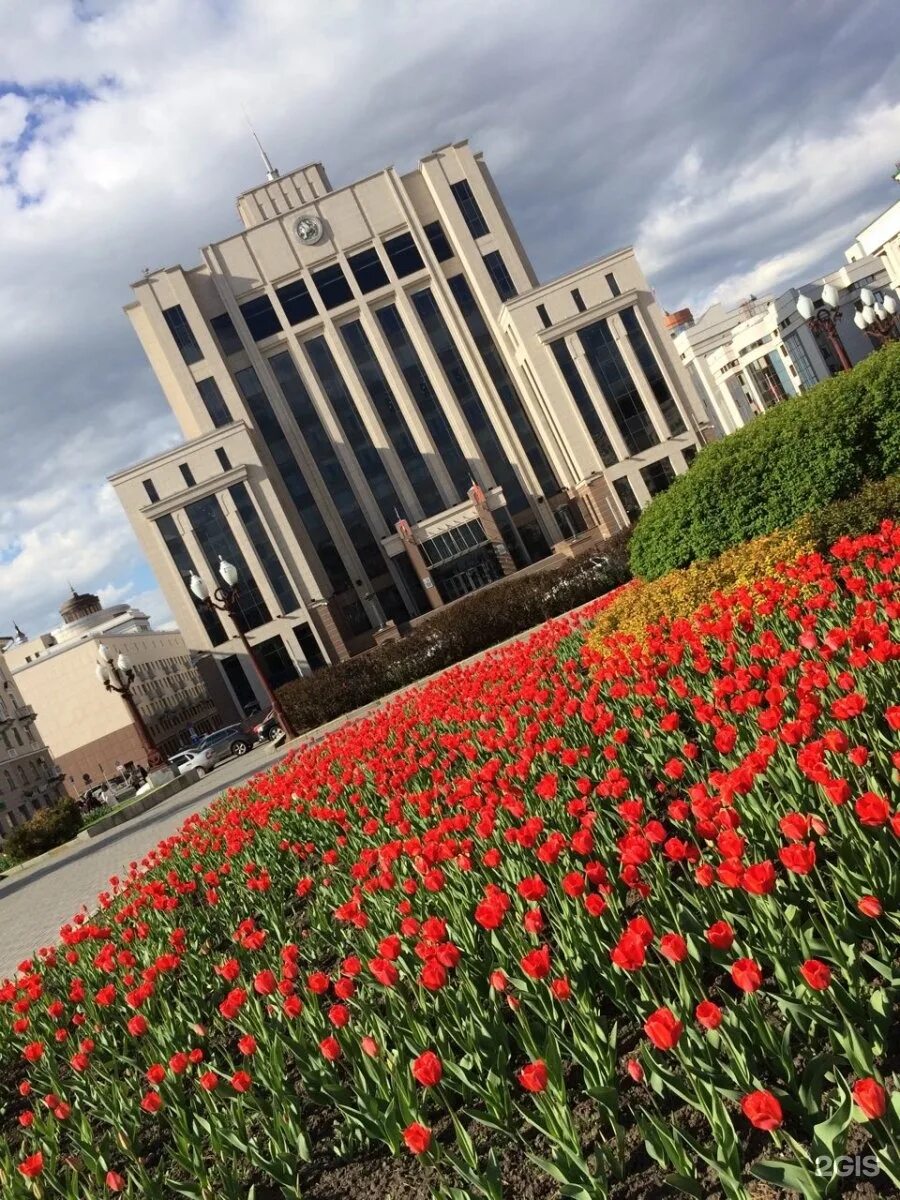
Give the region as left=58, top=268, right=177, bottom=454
left=796, top=285, right=852, bottom=371
left=852, top=286, right=900, bottom=344
left=189, top=558, right=297, bottom=740
left=96, top=645, right=167, bottom=770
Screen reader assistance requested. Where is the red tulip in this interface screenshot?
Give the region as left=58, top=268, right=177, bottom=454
left=852, top=1078, right=886, bottom=1121
left=857, top=895, right=882, bottom=918
left=731, top=958, right=763, bottom=993
left=411, top=1051, right=442, bottom=1087
left=741, top=1090, right=783, bottom=1131
left=695, top=1000, right=723, bottom=1029
left=643, top=1006, right=683, bottom=1050
left=403, top=1122, right=432, bottom=1155
left=705, top=921, right=734, bottom=951
left=517, top=1060, right=549, bottom=1093
left=18, top=1152, right=44, bottom=1178
left=800, top=959, right=831, bottom=990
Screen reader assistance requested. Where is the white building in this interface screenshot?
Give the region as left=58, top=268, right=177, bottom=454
left=846, top=167, right=900, bottom=291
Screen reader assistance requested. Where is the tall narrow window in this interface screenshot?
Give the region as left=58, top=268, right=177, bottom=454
left=234, top=365, right=352, bottom=593
left=196, top=378, right=231, bottom=428
left=215, top=448, right=231, bottom=471
left=229, top=483, right=298, bottom=615
left=571, top=288, right=586, bottom=313
left=383, top=232, right=425, bottom=278
left=549, top=340, right=617, bottom=467
left=411, top=287, right=528, bottom=514
left=186, top=494, right=271, bottom=631
left=347, top=248, right=389, bottom=294
left=155, top=513, right=227, bottom=645
left=375, top=303, right=469, bottom=502
left=266, top=353, right=389, bottom=585
left=179, top=463, right=196, bottom=488
left=448, top=275, right=560, bottom=498
left=276, top=278, right=318, bottom=325
left=162, top=305, right=203, bottom=365
left=640, top=457, right=676, bottom=497
left=239, top=294, right=283, bottom=342
left=143, top=479, right=160, bottom=504
left=536, top=304, right=551, bottom=329
left=340, top=320, right=444, bottom=515
left=423, top=220, right=453, bottom=262
left=577, top=318, right=660, bottom=454
left=612, top=476, right=642, bottom=522
left=619, top=308, right=687, bottom=436
left=605, top=272, right=621, bottom=297
left=311, top=262, right=353, bottom=310
left=450, top=179, right=489, bottom=238
left=305, top=336, right=404, bottom=527
left=293, top=622, right=327, bottom=670
left=210, top=312, right=243, bottom=356
left=482, top=250, right=517, bottom=301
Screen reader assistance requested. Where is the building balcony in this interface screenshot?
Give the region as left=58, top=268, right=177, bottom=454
left=14, top=704, right=36, bottom=723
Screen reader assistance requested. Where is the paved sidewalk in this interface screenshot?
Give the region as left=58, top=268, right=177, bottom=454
left=0, top=592, right=608, bottom=977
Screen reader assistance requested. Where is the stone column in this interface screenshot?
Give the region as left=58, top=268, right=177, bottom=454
left=308, top=600, right=351, bottom=662
left=468, top=484, right=516, bottom=576
left=573, top=475, right=621, bottom=538
left=396, top=519, right=444, bottom=610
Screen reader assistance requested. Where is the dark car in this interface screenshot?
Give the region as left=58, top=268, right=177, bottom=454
left=251, top=710, right=284, bottom=744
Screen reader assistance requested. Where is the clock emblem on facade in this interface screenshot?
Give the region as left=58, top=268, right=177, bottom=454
left=295, top=214, right=325, bottom=245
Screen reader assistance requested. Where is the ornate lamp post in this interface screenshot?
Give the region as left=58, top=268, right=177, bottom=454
left=796, top=285, right=852, bottom=371
left=96, top=645, right=167, bottom=769
left=852, top=286, right=900, bottom=344
left=189, top=558, right=296, bottom=740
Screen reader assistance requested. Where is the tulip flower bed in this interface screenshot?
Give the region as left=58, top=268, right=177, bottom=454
left=2, top=525, right=899, bottom=1200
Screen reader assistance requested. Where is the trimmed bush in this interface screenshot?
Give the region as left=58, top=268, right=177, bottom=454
left=629, top=341, right=900, bottom=580
left=593, top=473, right=900, bottom=644
left=278, top=532, right=630, bottom=731
left=2, top=797, right=82, bottom=865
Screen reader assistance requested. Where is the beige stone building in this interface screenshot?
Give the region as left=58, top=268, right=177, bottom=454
left=110, top=139, right=702, bottom=703
left=4, top=590, right=220, bottom=787
left=0, top=646, right=64, bottom=837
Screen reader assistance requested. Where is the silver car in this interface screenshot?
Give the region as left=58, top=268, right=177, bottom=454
left=172, top=725, right=255, bottom=777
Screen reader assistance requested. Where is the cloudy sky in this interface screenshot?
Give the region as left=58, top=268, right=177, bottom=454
left=2, top=0, right=899, bottom=638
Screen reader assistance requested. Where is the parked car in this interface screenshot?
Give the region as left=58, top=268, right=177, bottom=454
left=179, top=724, right=255, bottom=776
left=251, top=709, right=284, bottom=744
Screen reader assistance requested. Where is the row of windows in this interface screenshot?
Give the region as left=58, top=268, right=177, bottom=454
left=535, top=272, right=621, bottom=330
left=420, top=519, right=486, bottom=567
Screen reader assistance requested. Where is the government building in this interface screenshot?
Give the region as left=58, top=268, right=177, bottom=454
left=110, top=139, right=701, bottom=709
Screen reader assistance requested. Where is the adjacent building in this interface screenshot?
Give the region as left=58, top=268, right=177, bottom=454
left=845, top=166, right=900, bottom=292
left=0, top=649, right=63, bottom=837
left=3, top=590, right=221, bottom=787
left=110, top=138, right=702, bottom=706
left=671, top=254, right=892, bottom=434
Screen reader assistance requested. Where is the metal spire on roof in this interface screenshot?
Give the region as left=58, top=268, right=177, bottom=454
left=243, top=107, right=280, bottom=182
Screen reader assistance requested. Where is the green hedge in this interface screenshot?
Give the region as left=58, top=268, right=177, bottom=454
left=278, top=533, right=630, bottom=732
left=2, top=797, right=82, bottom=865
left=629, top=341, right=900, bottom=580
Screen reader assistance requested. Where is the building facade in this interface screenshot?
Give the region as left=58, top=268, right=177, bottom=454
left=111, top=140, right=702, bottom=705
left=3, top=590, right=220, bottom=787
left=846, top=168, right=900, bottom=292
left=0, top=648, right=63, bottom=837
left=672, top=255, right=892, bottom=433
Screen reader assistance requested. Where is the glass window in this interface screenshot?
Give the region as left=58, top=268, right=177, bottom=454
left=155, top=513, right=227, bottom=645
left=266, top=352, right=388, bottom=585
left=229, top=482, right=298, bottom=615
left=253, top=635, right=298, bottom=691
left=571, top=288, right=586, bottom=313
left=383, top=232, right=425, bottom=278
left=340, top=320, right=444, bottom=516
left=347, top=248, right=389, bottom=294
left=784, top=333, right=817, bottom=391
left=304, top=336, right=404, bottom=529
left=640, top=457, right=676, bottom=497
left=619, top=308, right=686, bottom=436
left=536, top=304, right=551, bottom=329
left=162, top=305, right=203, bottom=365
left=211, top=312, right=243, bottom=357
left=682, top=445, right=697, bottom=467
left=482, top=250, right=517, bottom=301
left=215, top=447, right=231, bottom=470
left=239, top=294, right=282, bottom=342
left=549, top=340, right=617, bottom=467
left=196, top=377, right=231, bottom=428
left=411, top=287, right=528, bottom=514
left=311, top=262, right=354, bottom=310
left=234, top=364, right=353, bottom=593
left=293, top=622, right=327, bottom=670
left=605, top=272, right=621, bottom=297
left=375, top=303, right=469, bottom=502
left=179, top=463, right=195, bottom=488
left=612, top=476, right=642, bottom=522
left=186, top=493, right=271, bottom=631
left=143, top=479, right=159, bottom=504
left=340, top=597, right=371, bottom=636
left=448, top=275, right=560, bottom=498
left=424, top=220, right=453, bottom=262
left=220, top=654, right=257, bottom=713
left=577, top=318, right=660, bottom=454
left=450, top=179, right=489, bottom=238
left=276, top=278, right=318, bottom=326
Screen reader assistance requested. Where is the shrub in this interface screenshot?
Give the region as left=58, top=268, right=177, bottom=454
left=629, top=341, right=900, bottom=579
left=279, top=532, right=630, bottom=731
left=2, top=797, right=82, bottom=865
